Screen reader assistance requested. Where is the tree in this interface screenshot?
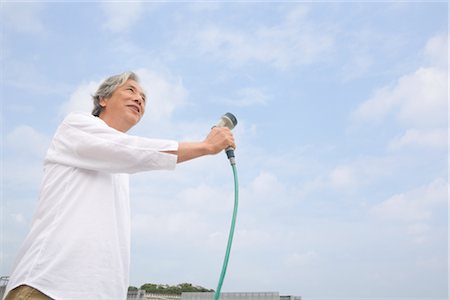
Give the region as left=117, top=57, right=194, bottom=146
left=138, top=283, right=214, bottom=295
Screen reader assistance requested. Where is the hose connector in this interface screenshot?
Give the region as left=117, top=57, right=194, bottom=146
left=225, top=147, right=236, bottom=165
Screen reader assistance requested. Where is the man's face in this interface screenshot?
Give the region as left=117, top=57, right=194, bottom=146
left=99, top=79, right=146, bottom=132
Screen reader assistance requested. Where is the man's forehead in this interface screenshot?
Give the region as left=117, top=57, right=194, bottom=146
left=125, top=80, right=143, bottom=90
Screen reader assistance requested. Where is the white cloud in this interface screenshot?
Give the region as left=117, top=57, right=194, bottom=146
left=4, top=61, right=70, bottom=96
left=132, top=211, right=207, bottom=240
left=249, top=171, right=285, bottom=198
left=424, top=34, right=448, bottom=69
left=180, top=5, right=334, bottom=70
left=105, top=37, right=139, bottom=57
left=406, top=223, right=431, bottom=244
left=329, top=165, right=356, bottom=189
left=6, top=125, right=50, bottom=158
left=322, top=156, right=399, bottom=192
left=4, top=126, right=50, bottom=187
left=219, top=87, right=269, bottom=107
left=135, top=68, right=188, bottom=123
left=129, top=162, right=239, bottom=250
left=351, top=34, right=448, bottom=161
left=340, top=54, right=373, bottom=82
left=371, top=178, right=448, bottom=223
left=371, top=178, right=447, bottom=244
left=388, top=128, right=447, bottom=151
left=352, top=34, right=448, bottom=129
left=180, top=183, right=232, bottom=213
left=2, top=2, right=46, bottom=35
left=339, top=23, right=411, bottom=82
left=395, top=68, right=447, bottom=128
left=353, top=66, right=447, bottom=128
left=100, top=2, right=147, bottom=33
left=59, top=81, right=99, bottom=117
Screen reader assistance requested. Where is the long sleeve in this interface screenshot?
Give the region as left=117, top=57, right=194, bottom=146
left=45, top=112, right=178, bottom=174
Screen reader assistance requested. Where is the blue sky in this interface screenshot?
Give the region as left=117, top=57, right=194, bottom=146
left=1, top=1, right=448, bottom=299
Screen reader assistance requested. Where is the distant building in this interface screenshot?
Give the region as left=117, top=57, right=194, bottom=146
left=127, top=290, right=181, bottom=300
left=279, top=296, right=301, bottom=300
left=127, top=291, right=301, bottom=300
left=182, top=292, right=300, bottom=300
left=0, top=276, right=9, bottom=299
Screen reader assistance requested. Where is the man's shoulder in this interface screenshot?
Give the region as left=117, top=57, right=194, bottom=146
left=63, top=112, right=103, bottom=126
left=64, top=111, right=93, bottom=121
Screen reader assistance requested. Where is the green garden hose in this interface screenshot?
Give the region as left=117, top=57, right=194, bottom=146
left=214, top=163, right=239, bottom=300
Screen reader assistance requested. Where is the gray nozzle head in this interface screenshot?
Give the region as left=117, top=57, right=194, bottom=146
left=217, top=112, right=238, bottom=130
left=224, top=112, right=237, bottom=128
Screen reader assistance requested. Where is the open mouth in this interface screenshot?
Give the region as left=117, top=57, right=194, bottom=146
left=127, top=105, right=140, bottom=114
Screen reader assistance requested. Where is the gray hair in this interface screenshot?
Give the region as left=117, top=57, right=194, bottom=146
left=92, top=71, right=140, bottom=117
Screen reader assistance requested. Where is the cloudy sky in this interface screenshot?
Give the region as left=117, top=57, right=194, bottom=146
left=1, top=1, right=448, bottom=299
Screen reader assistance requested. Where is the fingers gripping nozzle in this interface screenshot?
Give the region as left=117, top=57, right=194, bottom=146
left=215, top=113, right=237, bottom=165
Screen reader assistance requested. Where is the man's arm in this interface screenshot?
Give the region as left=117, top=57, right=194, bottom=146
left=165, top=127, right=236, bottom=163
left=46, top=113, right=179, bottom=173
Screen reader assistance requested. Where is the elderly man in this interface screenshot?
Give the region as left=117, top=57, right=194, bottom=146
left=4, top=71, right=235, bottom=300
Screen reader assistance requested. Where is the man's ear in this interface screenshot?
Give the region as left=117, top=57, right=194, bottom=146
left=99, top=97, right=107, bottom=108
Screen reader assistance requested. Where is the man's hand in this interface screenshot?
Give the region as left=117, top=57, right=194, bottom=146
left=203, top=127, right=236, bottom=155
left=164, top=127, right=236, bottom=163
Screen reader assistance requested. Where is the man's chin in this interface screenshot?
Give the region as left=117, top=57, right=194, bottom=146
left=130, top=115, right=142, bottom=128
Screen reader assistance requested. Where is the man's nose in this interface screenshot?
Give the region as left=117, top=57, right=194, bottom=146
left=134, top=97, right=143, bottom=105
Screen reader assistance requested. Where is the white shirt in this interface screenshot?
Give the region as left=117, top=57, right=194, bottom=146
left=5, top=112, right=178, bottom=299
